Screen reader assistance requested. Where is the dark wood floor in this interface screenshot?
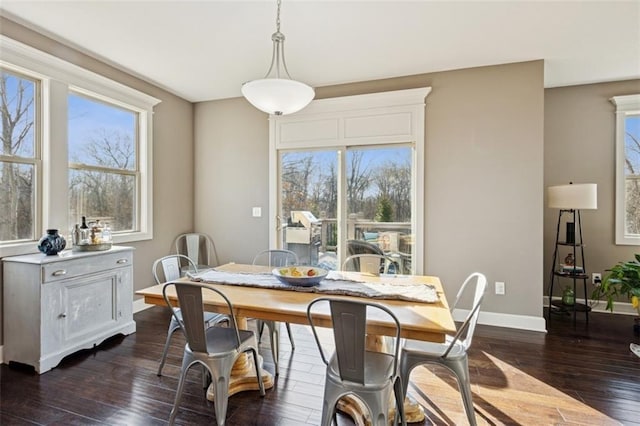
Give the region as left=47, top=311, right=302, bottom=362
left=1, top=306, right=639, bottom=425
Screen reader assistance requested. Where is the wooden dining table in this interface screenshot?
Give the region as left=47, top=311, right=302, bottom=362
left=136, top=262, right=456, bottom=424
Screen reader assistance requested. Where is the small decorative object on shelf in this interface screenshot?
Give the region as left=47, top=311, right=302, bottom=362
left=564, top=253, right=574, bottom=266
left=562, top=286, right=575, bottom=306
left=37, top=229, right=66, bottom=255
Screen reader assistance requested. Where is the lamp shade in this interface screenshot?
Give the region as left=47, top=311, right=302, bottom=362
left=241, top=78, right=315, bottom=116
left=547, top=183, right=597, bottom=210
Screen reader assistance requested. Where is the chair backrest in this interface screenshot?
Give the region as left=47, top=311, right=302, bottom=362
left=342, top=253, right=393, bottom=275
left=152, top=254, right=197, bottom=284
left=252, top=249, right=298, bottom=267
left=162, top=281, right=240, bottom=353
left=347, top=239, right=386, bottom=257
left=307, top=297, right=401, bottom=384
left=445, top=272, right=487, bottom=355
left=174, top=233, right=220, bottom=267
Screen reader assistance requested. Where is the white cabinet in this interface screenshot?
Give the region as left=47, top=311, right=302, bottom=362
left=2, top=246, right=136, bottom=373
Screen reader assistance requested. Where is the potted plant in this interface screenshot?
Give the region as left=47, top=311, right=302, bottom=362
left=592, top=254, right=640, bottom=331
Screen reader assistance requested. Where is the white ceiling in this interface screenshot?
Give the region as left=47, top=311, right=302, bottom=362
left=1, top=1, right=639, bottom=103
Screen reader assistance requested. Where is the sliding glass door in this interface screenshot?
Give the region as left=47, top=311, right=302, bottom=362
left=278, top=144, right=414, bottom=273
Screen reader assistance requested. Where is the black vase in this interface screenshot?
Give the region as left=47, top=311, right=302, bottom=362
left=37, top=229, right=67, bottom=255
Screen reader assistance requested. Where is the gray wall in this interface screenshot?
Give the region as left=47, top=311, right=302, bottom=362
left=194, top=61, right=546, bottom=323
left=545, top=80, right=640, bottom=301
left=0, top=17, right=196, bottom=344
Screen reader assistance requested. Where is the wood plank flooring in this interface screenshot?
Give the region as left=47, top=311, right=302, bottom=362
left=1, top=306, right=639, bottom=425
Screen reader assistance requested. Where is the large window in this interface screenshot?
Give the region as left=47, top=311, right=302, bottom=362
left=0, top=36, right=159, bottom=255
left=611, top=94, right=640, bottom=245
left=0, top=70, right=39, bottom=244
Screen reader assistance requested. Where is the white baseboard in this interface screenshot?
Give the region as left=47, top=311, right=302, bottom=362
left=453, top=309, right=548, bottom=333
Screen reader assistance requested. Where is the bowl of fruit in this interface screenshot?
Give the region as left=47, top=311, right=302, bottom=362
left=272, top=266, right=328, bottom=287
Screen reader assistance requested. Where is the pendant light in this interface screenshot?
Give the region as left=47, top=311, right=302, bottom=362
left=241, top=0, right=315, bottom=115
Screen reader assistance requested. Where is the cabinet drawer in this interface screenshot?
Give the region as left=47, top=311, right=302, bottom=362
left=42, top=251, right=132, bottom=283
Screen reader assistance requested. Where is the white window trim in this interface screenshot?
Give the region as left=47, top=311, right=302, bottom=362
left=0, top=36, right=160, bottom=256
left=269, top=87, right=431, bottom=273
left=610, top=94, right=640, bottom=245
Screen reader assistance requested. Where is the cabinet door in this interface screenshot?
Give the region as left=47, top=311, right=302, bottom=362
left=58, top=270, right=120, bottom=346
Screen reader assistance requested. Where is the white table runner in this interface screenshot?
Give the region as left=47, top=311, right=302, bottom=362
left=187, top=269, right=439, bottom=303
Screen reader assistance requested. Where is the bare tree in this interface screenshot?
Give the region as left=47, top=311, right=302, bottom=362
left=347, top=151, right=372, bottom=214
left=625, top=131, right=640, bottom=233
left=0, top=72, right=35, bottom=240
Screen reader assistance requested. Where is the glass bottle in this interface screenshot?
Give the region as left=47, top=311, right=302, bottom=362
left=79, top=216, right=89, bottom=244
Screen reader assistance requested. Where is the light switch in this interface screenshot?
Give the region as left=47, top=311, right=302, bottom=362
left=252, top=207, right=262, bottom=217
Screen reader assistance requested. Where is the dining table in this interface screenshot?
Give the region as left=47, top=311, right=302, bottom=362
left=136, top=262, right=456, bottom=425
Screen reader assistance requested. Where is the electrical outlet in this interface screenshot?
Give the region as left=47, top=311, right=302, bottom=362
left=495, top=281, right=505, bottom=295
left=252, top=207, right=262, bottom=217
left=592, top=272, right=602, bottom=285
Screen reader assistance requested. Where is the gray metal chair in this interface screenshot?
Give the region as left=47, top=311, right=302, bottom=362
left=162, top=281, right=265, bottom=426
left=399, top=272, right=487, bottom=426
left=252, top=249, right=298, bottom=375
left=153, top=254, right=228, bottom=376
left=342, top=253, right=395, bottom=275
left=174, top=232, right=220, bottom=273
left=307, top=297, right=406, bottom=426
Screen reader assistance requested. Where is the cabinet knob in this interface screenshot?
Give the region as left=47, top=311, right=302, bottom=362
left=116, top=258, right=128, bottom=264
left=52, top=269, right=67, bottom=276
left=59, top=313, right=67, bottom=318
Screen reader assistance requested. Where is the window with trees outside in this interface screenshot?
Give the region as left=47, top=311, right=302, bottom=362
left=0, top=36, right=159, bottom=255
left=0, top=70, right=39, bottom=244
left=611, top=94, right=640, bottom=245
left=68, top=92, right=138, bottom=233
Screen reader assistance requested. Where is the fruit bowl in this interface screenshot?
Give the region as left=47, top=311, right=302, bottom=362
left=272, top=266, right=328, bottom=287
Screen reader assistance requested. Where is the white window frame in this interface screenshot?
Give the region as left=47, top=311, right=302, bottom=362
left=269, top=87, right=431, bottom=273
left=0, top=36, right=160, bottom=257
left=611, top=94, right=640, bottom=245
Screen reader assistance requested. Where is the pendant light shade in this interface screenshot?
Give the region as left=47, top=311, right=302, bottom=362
left=242, top=0, right=314, bottom=115
left=242, top=78, right=314, bottom=116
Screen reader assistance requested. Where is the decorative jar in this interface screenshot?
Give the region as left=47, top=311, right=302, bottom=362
left=37, top=229, right=66, bottom=255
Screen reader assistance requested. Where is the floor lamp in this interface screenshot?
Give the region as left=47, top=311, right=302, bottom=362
left=547, top=183, right=598, bottom=324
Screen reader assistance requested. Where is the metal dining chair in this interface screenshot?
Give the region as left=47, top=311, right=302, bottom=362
left=174, top=232, right=220, bottom=273
left=307, top=297, right=407, bottom=426
left=399, top=272, right=487, bottom=426
left=153, top=254, right=228, bottom=376
left=252, top=249, right=298, bottom=375
left=162, top=281, right=265, bottom=426
left=342, top=253, right=397, bottom=275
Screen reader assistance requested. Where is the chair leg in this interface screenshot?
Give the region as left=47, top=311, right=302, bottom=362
left=249, top=348, right=266, bottom=396
left=212, top=372, right=230, bottom=426
left=157, top=325, right=178, bottom=376
left=168, top=355, right=192, bottom=425
left=393, top=377, right=407, bottom=426
left=285, top=322, right=295, bottom=350
left=257, top=319, right=266, bottom=344
left=444, top=357, right=477, bottom=426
